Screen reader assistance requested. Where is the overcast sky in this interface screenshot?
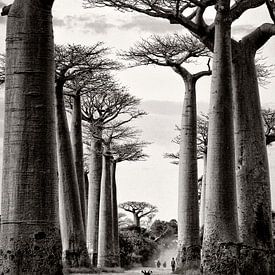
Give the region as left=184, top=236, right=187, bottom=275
left=0, top=0, right=275, bottom=221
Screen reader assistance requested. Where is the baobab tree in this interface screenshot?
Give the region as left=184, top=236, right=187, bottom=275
left=164, top=115, right=208, bottom=230
left=110, top=137, right=149, bottom=266
left=0, top=1, right=62, bottom=274
left=97, top=147, right=114, bottom=268
left=55, top=78, right=89, bottom=268
left=64, top=71, right=118, bottom=228
left=121, top=33, right=211, bottom=268
left=84, top=0, right=275, bottom=271
left=80, top=79, right=146, bottom=265
left=55, top=44, right=120, bottom=231
left=55, top=44, right=120, bottom=267
left=119, top=201, right=158, bottom=228
left=96, top=127, right=148, bottom=267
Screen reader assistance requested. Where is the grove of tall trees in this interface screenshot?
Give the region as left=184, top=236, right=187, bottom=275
left=1, top=0, right=275, bottom=274
left=84, top=0, right=275, bottom=273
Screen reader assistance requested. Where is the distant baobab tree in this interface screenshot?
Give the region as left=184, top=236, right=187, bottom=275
left=92, top=125, right=149, bottom=268
left=79, top=77, right=146, bottom=266
left=55, top=43, right=117, bottom=268
left=121, top=33, right=211, bottom=269
left=110, top=136, right=150, bottom=265
left=55, top=43, right=120, bottom=237
left=119, top=201, right=158, bottom=228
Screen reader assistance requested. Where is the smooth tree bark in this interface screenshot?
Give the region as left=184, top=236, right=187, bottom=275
left=202, top=0, right=239, bottom=274
left=110, top=159, right=120, bottom=267
left=86, top=130, right=103, bottom=266
left=175, top=68, right=210, bottom=270
left=97, top=148, right=114, bottom=267
left=55, top=81, right=89, bottom=268
left=71, top=92, right=87, bottom=231
left=0, top=1, right=63, bottom=274
left=177, top=76, right=200, bottom=269
left=232, top=26, right=275, bottom=273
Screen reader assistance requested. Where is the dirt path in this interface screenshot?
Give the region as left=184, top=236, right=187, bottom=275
left=124, top=267, right=172, bottom=274
left=76, top=267, right=173, bottom=275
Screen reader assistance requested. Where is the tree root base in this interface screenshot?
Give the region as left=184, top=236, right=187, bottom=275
left=0, top=226, right=62, bottom=274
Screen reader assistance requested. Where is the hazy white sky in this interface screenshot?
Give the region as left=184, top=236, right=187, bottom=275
left=0, top=0, right=275, bottom=221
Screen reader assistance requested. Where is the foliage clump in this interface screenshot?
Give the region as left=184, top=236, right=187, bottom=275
left=119, top=226, right=160, bottom=268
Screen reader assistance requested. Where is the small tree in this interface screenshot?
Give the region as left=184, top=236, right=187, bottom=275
left=119, top=201, right=158, bottom=228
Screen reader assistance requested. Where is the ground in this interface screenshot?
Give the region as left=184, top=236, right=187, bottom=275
left=76, top=267, right=173, bottom=275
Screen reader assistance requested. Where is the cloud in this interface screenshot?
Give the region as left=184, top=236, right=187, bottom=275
left=0, top=1, right=7, bottom=25
left=53, top=13, right=184, bottom=35
left=0, top=16, right=5, bottom=25
left=140, top=100, right=208, bottom=116
left=232, top=24, right=254, bottom=36
left=84, top=16, right=116, bottom=34
left=119, top=15, right=183, bottom=33
left=53, top=14, right=116, bottom=34
left=141, top=100, right=182, bottom=116
left=53, top=17, right=66, bottom=27
left=135, top=100, right=208, bottom=146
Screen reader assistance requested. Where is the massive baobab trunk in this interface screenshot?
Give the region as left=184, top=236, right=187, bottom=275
left=0, top=1, right=62, bottom=274
left=55, top=82, right=89, bottom=268
left=111, top=159, right=120, bottom=267
left=177, top=77, right=200, bottom=269
left=86, top=132, right=103, bottom=266
left=232, top=41, right=273, bottom=273
left=202, top=0, right=239, bottom=273
left=71, top=92, right=87, bottom=231
left=98, top=149, right=114, bottom=267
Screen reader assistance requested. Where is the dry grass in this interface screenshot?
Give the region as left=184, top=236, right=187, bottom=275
left=63, top=267, right=100, bottom=274
left=184, top=269, right=200, bottom=275
left=100, top=267, right=125, bottom=273
left=173, top=263, right=200, bottom=275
